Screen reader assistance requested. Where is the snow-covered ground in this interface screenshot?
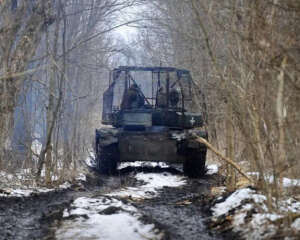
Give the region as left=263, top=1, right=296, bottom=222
left=0, top=182, right=73, bottom=197
left=212, top=188, right=267, bottom=217
left=247, top=172, right=300, bottom=187
left=211, top=187, right=300, bottom=239
left=109, top=172, right=186, bottom=199
left=118, top=161, right=170, bottom=169
left=0, top=143, right=90, bottom=198
left=0, top=169, right=86, bottom=197
left=0, top=169, right=53, bottom=197
left=207, top=164, right=219, bottom=175
left=56, top=164, right=188, bottom=240
left=0, top=187, right=54, bottom=197
left=56, top=197, right=163, bottom=240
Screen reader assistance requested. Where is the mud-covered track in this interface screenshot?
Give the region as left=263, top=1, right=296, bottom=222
left=0, top=165, right=228, bottom=240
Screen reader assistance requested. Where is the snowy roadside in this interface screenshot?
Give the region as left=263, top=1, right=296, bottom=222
left=208, top=171, right=300, bottom=240
left=0, top=170, right=86, bottom=198
left=0, top=151, right=94, bottom=198
left=247, top=172, right=300, bottom=187
left=0, top=157, right=215, bottom=199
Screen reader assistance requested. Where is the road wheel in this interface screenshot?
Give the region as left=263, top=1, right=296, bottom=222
left=96, top=143, right=119, bottom=175
left=183, top=149, right=206, bottom=178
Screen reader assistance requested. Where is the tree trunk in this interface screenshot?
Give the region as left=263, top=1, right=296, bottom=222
left=0, top=0, right=54, bottom=167
left=226, top=103, right=236, bottom=191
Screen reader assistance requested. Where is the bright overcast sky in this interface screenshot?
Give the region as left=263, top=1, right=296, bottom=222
left=112, top=3, right=148, bottom=43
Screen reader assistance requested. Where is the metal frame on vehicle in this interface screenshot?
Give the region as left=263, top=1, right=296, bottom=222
left=102, top=66, right=194, bottom=126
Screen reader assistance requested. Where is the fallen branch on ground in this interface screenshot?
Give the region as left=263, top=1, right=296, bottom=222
left=195, top=137, right=253, bottom=183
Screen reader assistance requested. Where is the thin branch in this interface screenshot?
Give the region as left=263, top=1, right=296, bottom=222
left=195, top=136, right=253, bottom=182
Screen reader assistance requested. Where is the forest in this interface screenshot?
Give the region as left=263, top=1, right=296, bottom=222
left=0, top=1, right=300, bottom=239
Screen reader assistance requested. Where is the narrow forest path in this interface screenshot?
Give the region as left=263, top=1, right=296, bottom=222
left=0, top=164, right=231, bottom=240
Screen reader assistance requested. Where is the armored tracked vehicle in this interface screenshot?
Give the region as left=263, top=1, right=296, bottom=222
left=95, top=66, right=207, bottom=178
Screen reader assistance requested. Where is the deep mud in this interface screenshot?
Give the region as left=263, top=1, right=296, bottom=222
left=0, top=189, right=75, bottom=240
left=0, top=166, right=234, bottom=240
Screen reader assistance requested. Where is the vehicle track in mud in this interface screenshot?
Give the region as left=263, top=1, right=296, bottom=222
left=0, top=165, right=231, bottom=240
left=135, top=175, right=222, bottom=240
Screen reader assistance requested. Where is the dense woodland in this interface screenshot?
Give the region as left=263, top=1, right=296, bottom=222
left=1, top=0, right=300, bottom=205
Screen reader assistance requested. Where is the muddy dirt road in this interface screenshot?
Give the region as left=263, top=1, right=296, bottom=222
left=0, top=164, right=227, bottom=240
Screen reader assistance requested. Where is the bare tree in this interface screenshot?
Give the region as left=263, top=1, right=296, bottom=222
left=0, top=0, right=54, bottom=167
left=135, top=0, right=300, bottom=201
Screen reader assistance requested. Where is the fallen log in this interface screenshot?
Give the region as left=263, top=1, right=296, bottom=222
left=195, top=137, right=253, bottom=183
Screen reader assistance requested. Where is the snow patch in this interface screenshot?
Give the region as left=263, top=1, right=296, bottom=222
left=118, top=161, right=169, bottom=169
left=171, top=132, right=186, bottom=141
left=291, top=218, right=300, bottom=231
left=6, top=189, right=32, bottom=197
left=64, top=197, right=136, bottom=216
left=212, top=187, right=300, bottom=239
left=233, top=212, right=247, bottom=225
left=212, top=188, right=266, bottom=217
left=76, top=173, right=86, bottom=182
left=282, top=178, right=300, bottom=187
left=247, top=172, right=300, bottom=187
left=207, top=164, right=218, bottom=175
left=59, top=182, right=72, bottom=189
left=85, top=151, right=96, bottom=167
left=108, top=172, right=186, bottom=199
left=56, top=197, right=163, bottom=240
left=279, top=198, right=300, bottom=213
left=0, top=187, right=54, bottom=197
left=0, top=171, right=14, bottom=181
left=246, top=213, right=282, bottom=239
left=251, top=213, right=282, bottom=225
